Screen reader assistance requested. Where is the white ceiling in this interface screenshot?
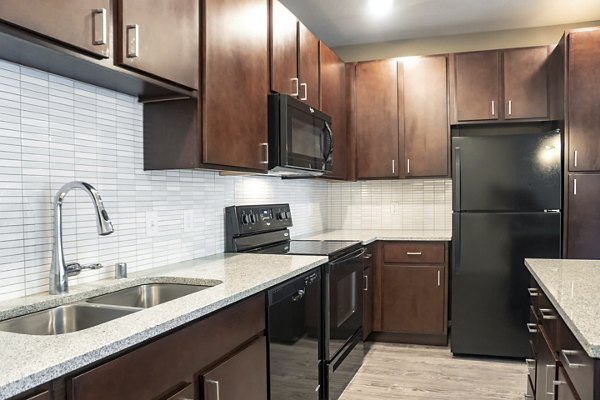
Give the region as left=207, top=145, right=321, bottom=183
left=280, top=0, right=600, bottom=47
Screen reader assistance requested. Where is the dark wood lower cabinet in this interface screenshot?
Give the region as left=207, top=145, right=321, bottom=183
left=556, top=367, right=579, bottom=400
left=67, top=294, right=265, bottom=400
left=201, top=337, right=267, bottom=400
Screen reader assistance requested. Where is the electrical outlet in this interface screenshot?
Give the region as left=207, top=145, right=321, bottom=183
left=146, top=211, right=159, bottom=237
left=183, top=210, right=194, bottom=233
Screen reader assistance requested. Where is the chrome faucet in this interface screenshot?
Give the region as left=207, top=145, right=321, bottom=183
left=50, top=181, right=114, bottom=295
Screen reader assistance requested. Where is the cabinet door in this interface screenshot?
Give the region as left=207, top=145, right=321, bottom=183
left=117, top=0, right=199, bottom=89
left=536, top=329, right=557, bottom=400
left=556, top=368, right=578, bottom=400
left=270, top=0, right=298, bottom=96
left=381, top=265, right=445, bottom=334
left=0, top=0, right=110, bottom=58
left=363, top=266, right=373, bottom=340
left=298, top=23, right=320, bottom=108
left=568, top=29, right=600, bottom=172
left=355, top=60, right=399, bottom=179
left=503, top=47, right=549, bottom=120
left=567, top=174, right=600, bottom=259
left=202, top=337, right=267, bottom=400
left=402, top=55, right=449, bottom=178
left=454, top=51, right=500, bottom=121
left=203, top=0, right=269, bottom=170
left=320, top=43, right=347, bottom=179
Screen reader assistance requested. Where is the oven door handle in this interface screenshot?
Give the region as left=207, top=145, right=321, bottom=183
left=330, top=247, right=366, bottom=266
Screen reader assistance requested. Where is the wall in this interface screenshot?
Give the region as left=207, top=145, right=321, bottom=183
left=328, top=179, right=452, bottom=231
left=334, top=21, right=600, bottom=62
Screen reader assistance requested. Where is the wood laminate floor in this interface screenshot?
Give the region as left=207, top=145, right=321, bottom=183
left=340, top=343, right=528, bottom=400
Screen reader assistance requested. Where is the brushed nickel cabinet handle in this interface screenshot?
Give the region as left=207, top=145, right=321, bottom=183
left=507, top=100, right=512, bottom=116
left=92, top=8, right=107, bottom=45
left=574, top=150, right=578, bottom=167
left=126, top=24, right=139, bottom=58
left=363, top=254, right=372, bottom=259
left=291, top=77, right=299, bottom=97
left=527, top=287, right=539, bottom=297
left=437, top=270, right=441, bottom=287
left=406, top=252, right=422, bottom=256
left=259, top=142, right=268, bottom=165
left=300, top=83, right=308, bottom=101
left=392, top=159, right=395, bottom=174
left=364, top=275, right=368, bottom=291
left=539, top=308, right=556, bottom=320
left=207, top=379, right=220, bottom=400
left=407, top=159, right=411, bottom=174
left=561, top=349, right=586, bottom=369
left=526, top=323, right=538, bottom=333
left=491, top=100, right=496, bottom=116
left=525, top=358, right=536, bottom=373
left=574, top=178, right=577, bottom=195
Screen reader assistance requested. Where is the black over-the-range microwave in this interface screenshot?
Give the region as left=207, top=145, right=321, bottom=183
left=268, top=94, right=333, bottom=176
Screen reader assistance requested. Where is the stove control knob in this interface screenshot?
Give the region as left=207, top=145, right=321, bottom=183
left=241, top=214, right=249, bottom=225
left=285, top=211, right=291, bottom=219
left=249, top=213, right=257, bottom=224
left=278, top=212, right=286, bottom=220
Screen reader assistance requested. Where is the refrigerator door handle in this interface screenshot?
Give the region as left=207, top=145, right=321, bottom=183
left=453, top=147, right=461, bottom=210
left=452, top=213, right=461, bottom=276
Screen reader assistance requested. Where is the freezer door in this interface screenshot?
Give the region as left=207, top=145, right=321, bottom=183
left=452, top=131, right=561, bottom=211
left=451, top=211, right=561, bottom=358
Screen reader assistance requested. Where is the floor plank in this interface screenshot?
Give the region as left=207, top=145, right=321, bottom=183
left=340, top=343, right=528, bottom=400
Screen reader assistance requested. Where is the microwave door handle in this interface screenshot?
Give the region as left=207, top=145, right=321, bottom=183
left=325, top=121, right=334, bottom=162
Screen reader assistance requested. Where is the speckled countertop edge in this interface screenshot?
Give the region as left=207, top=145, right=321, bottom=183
left=0, top=253, right=328, bottom=399
left=525, top=258, right=600, bottom=358
left=298, top=229, right=452, bottom=244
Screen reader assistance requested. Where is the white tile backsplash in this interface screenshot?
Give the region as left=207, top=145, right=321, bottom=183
left=0, top=58, right=451, bottom=300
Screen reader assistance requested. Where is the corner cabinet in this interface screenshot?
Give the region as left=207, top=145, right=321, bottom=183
left=0, top=0, right=111, bottom=58
left=372, top=241, right=449, bottom=345
left=115, top=0, right=199, bottom=90
left=66, top=295, right=266, bottom=400
left=320, top=42, right=347, bottom=180
left=450, top=46, right=550, bottom=123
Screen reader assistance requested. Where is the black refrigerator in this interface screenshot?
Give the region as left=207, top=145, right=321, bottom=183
left=451, top=130, right=562, bottom=358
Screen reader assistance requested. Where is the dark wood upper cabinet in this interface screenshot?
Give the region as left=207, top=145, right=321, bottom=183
left=401, top=55, right=449, bottom=178
left=298, top=23, right=320, bottom=108
left=452, top=47, right=551, bottom=123
left=270, top=0, right=298, bottom=97
left=201, top=337, right=267, bottom=400
left=0, top=0, right=111, bottom=58
left=566, top=174, right=600, bottom=259
left=454, top=50, right=501, bottom=122
left=355, top=60, right=399, bottom=179
left=202, top=0, right=269, bottom=171
left=270, top=1, right=319, bottom=108
left=567, top=29, right=600, bottom=172
left=116, top=0, right=199, bottom=90
left=503, top=47, right=549, bottom=120
left=320, top=42, right=347, bottom=180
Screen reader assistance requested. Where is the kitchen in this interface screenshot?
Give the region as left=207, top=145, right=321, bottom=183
left=0, top=0, right=599, bottom=399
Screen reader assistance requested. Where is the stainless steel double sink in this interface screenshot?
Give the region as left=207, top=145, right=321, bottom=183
left=0, top=283, right=214, bottom=335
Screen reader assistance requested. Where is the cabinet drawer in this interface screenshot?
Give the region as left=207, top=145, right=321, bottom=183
left=558, top=318, right=593, bottom=400
left=68, top=294, right=265, bottom=400
left=383, top=242, right=445, bottom=264
left=536, top=289, right=559, bottom=351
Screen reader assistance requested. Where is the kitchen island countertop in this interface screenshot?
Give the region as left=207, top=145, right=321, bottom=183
left=526, top=258, right=600, bottom=358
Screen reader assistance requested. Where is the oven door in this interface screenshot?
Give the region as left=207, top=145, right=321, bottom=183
left=325, top=247, right=365, bottom=361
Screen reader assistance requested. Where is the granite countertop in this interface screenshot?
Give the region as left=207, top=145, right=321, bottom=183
left=525, top=258, right=600, bottom=358
left=298, top=229, right=452, bottom=244
left=0, top=253, right=327, bottom=399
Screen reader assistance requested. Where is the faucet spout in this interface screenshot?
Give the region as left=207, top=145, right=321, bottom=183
left=50, top=181, right=114, bottom=295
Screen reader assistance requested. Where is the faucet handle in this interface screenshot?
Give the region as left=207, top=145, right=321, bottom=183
left=83, top=263, right=104, bottom=270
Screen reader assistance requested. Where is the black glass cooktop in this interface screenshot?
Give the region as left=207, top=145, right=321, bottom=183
left=251, top=240, right=361, bottom=257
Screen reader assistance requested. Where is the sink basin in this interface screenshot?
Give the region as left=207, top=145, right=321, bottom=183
left=86, top=283, right=210, bottom=308
left=0, top=304, right=139, bottom=335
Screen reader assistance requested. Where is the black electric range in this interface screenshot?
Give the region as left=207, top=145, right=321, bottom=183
left=225, top=204, right=365, bottom=400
